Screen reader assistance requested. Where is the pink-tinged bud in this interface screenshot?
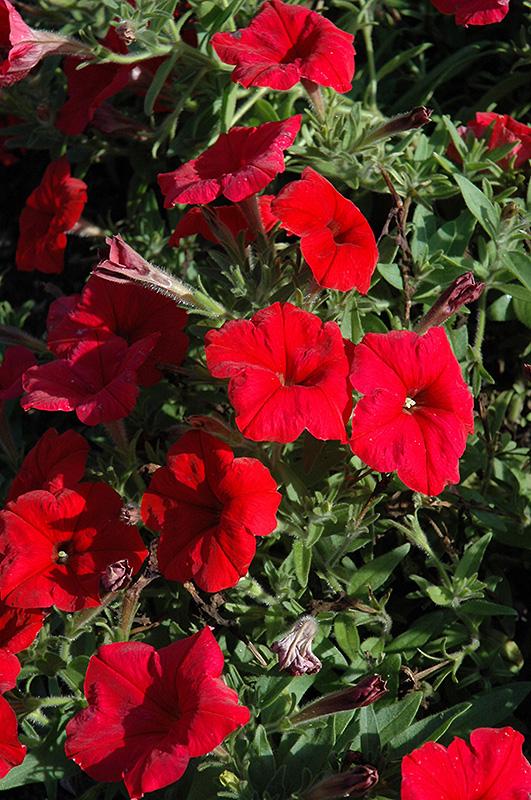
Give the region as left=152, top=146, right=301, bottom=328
left=290, top=675, right=388, bottom=724
left=365, top=107, right=432, bottom=144
left=303, top=766, right=379, bottom=799
left=271, top=615, right=322, bottom=676
left=415, top=272, right=485, bottom=334
left=101, top=559, right=133, bottom=593
left=92, top=236, right=226, bottom=317
left=0, top=0, right=93, bottom=87
left=120, top=502, right=142, bottom=526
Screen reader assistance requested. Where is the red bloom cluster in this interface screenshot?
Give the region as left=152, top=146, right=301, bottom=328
left=271, top=167, right=378, bottom=293
left=16, top=158, right=87, bottom=274
left=349, top=328, right=474, bottom=495
left=65, top=628, right=250, bottom=799
left=211, top=0, right=355, bottom=93
left=205, top=302, right=353, bottom=443
left=158, top=116, right=301, bottom=206
left=450, top=111, right=531, bottom=168
left=430, top=0, right=510, bottom=24
left=142, top=430, right=280, bottom=592
left=401, top=726, right=531, bottom=799
left=0, top=480, right=147, bottom=611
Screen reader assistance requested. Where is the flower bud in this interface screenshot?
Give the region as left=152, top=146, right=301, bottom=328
left=290, top=675, right=388, bottom=724
left=120, top=502, right=142, bottom=526
left=271, top=615, right=322, bottom=676
left=101, top=559, right=133, bottom=593
left=415, top=272, right=485, bottom=334
left=303, top=765, right=379, bottom=799
left=365, top=107, right=432, bottom=144
left=114, top=20, right=136, bottom=46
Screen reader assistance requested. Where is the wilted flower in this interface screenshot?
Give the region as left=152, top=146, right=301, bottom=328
left=365, top=107, right=433, bottom=143
left=303, top=765, right=379, bottom=799
left=415, top=272, right=485, bottom=334
left=290, top=675, right=388, bottom=724
left=101, top=559, right=133, bottom=593
left=271, top=615, right=322, bottom=676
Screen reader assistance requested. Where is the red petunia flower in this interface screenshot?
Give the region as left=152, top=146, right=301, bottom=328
left=55, top=28, right=132, bottom=136
left=21, top=332, right=156, bottom=426
left=271, top=167, right=378, bottom=293
left=141, top=430, right=280, bottom=592
left=0, top=483, right=147, bottom=611
left=211, top=0, right=355, bottom=93
left=157, top=116, right=301, bottom=207
left=7, top=428, right=89, bottom=501
left=47, top=260, right=188, bottom=387
left=64, top=627, right=250, bottom=799
left=0, top=0, right=90, bottom=87
left=169, top=196, right=276, bottom=247
left=449, top=112, right=531, bottom=168
left=401, top=726, right=531, bottom=799
left=430, top=0, right=509, bottom=25
left=349, top=327, right=474, bottom=496
left=15, top=158, right=87, bottom=274
left=205, top=301, right=353, bottom=443
left=0, top=650, right=25, bottom=779
left=0, top=346, right=36, bottom=400
left=0, top=599, right=44, bottom=654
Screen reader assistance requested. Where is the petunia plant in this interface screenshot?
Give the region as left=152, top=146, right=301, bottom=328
left=0, top=0, right=530, bottom=798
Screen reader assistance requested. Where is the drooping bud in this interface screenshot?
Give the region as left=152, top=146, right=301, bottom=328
left=101, top=559, right=133, bottom=593
left=271, top=615, right=322, bottom=676
left=365, top=107, right=432, bottom=144
left=290, top=675, right=388, bottom=724
left=92, top=236, right=226, bottom=317
left=303, top=765, right=379, bottom=799
left=415, top=272, right=485, bottom=334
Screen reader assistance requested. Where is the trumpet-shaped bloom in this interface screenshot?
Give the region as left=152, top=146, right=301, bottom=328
left=430, top=0, right=509, bottom=25
left=205, top=302, right=352, bottom=443
left=271, top=167, right=378, bottom=292
left=158, top=116, right=301, bottom=206
left=450, top=112, right=531, bottom=168
left=169, top=196, right=276, bottom=247
left=7, top=428, right=89, bottom=501
left=21, top=333, right=156, bottom=426
left=47, top=251, right=188, bottom=387
left=0, top=651, right=25, bottom=779
left=401, top=726, right=531, bottom=799
left=64, top=628, right=250, bottom=799
left=211, top=0, right=355, bottom=92
left=0, top=483, right=147, bottom=611
left=15, top=158, right=87, bottom=274
left=0, top=346, right=36, bottom=400
left=142, top=430, right=280, bottom=592
left=349, top=327, right=474, bottom=496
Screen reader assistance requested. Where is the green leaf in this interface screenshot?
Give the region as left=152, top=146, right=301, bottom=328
left=493, top=283, right=531, bottom=303
left=454, top=174, right=499, bottom=238
left=388, top=702, right=471, bottom=757
left=455, top=533, right=492, bottom=579
left=449, top=683, right=531, bottom=735
left=334, top=614, right=361, bottom=661
left=375, top=692, right=423, bottom=746
left=347, top=544, right=410, bottom=596
left=503, top=252, right=531, bottom=290
left=293, top=541, right=312, bottom=589
left=459, top=599, right=517, bottom=617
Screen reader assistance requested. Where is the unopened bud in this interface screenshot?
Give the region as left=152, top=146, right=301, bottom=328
left=271, top=615, right=322, bottom=676
left=365, top=107, right=432, bottom=144
left=415, top=272, right=485, bottom=334
left=303, top=765, right=379, bottom=799
left=101, top=559, right=133, bottom=593
left=120, top=502, right=142, bottom=526
left=523, top=364, right=531, bottom=381
left=290, top=675, right=388, bottom=724
left=92, top=236, right=226, bottom=317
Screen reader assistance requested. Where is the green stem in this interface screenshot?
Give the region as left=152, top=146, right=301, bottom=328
left=232, top=87, right=269, bottom=126
left=362, top=21, right=378, bottom=110
left=472, top=289, right=488, bottom=362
